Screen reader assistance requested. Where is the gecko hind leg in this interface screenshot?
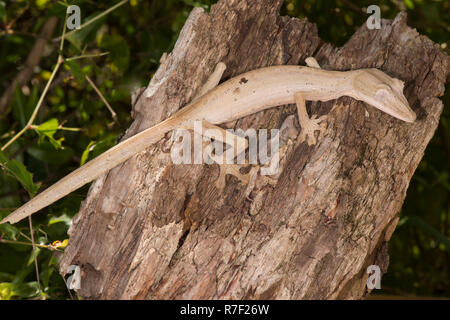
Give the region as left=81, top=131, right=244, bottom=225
left=190, top=62, right=256, bottom=190
left=204, top=142, right=254, bottom=190
left=295, top=92, right=327, bottom=146
left=200, top=124, right=253, bottom=190
left=180, top=119, right=253, bottom=190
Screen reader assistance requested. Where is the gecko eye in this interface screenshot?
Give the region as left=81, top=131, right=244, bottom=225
left=375, top=85, right=393, bottom=102
left=376, top=84, right=391, bottom=94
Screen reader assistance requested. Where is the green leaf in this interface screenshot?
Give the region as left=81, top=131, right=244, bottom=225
left=0, top=282, right=15, bottom=300
left=0, top=223, right=20, bottom=241
left=99, top=34, right=130, bottom=73
left=48, top=213, right=72, bottom=227
left=40, top=258, right=54, bottom=289
left=66, top=13, right=106, bottom=51
left=79, top=134, right=118, bottom=166
left=26, top=246, right=41, bottom=266
left=35, top=118, right=64, bottom=149
left=0, top=1, right=6, bottom=22
left=0, top=281, right=39, bottom=300
left=404, top=0, right=414, bottom=9
left=12, top=87, right=28, bottom=128
left=80, top=141, right=95, bottom=166
left=0, top=150, right=41, bottom=197
left=36, top=0, right=51, bottom=9
left=11, top=85, right=38, bottom=129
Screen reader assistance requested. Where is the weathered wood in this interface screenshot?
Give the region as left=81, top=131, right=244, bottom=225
left=60, top=0, right=449, bottom=299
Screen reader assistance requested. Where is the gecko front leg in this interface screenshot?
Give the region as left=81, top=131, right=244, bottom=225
left=295, top=57, right=328, bottom=146
left=204, top=141, right=255, bottom=190
left=295, top=92, right=327, bottom=146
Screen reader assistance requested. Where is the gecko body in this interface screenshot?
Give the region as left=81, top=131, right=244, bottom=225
left=1, top=62, right=416, bottom=224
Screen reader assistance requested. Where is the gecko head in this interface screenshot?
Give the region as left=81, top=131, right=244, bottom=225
left=351, top=69, right=416, bottom=123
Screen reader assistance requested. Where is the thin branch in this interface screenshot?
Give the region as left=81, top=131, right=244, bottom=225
left=59, top=126, right=84, bottom=132
left=53, top=0, right=129, bottom=42
left=1, top=58, right=63, bottom=151
left=0, top=238, right=63, bottom=252
left=29, top=124, right=84, bottom=132
left=85, top=75, right=118, bottom=123
left=0, top=14, right=69, bottom=152
left=28, top=216, right=41, bottom=295
left=6, top=4, right=30, bottom=30
left=0, top=239, right=46, bottom=248
left=65, top=52, right=109, bottom=61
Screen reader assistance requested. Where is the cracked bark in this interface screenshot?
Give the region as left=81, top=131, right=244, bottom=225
left=59, top=0, right=449, bottom=299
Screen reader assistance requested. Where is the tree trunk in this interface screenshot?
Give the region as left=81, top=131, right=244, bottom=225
left=59, top=0, right=449, bottom=299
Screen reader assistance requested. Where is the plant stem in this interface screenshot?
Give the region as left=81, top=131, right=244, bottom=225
left=1, top=13, right=69, bottom=152
left=0, top=238, right=63, bottom=251
left=85, top=75, right=118, bottom=122
left=28, top=216, right=41, bottom=294
left=1, top=58, right=62, bottom=151
left=0, top=239, right=49, bottom=249
left=53, top=0, right=129, bottom=42
left=65, top=52, right=109, bottom=61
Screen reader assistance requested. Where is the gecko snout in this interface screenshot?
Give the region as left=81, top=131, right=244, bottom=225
left=352, top=69, right=416, bottom=123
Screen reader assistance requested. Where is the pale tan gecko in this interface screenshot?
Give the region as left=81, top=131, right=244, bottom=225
left=1, top=58, right=416, bottom=224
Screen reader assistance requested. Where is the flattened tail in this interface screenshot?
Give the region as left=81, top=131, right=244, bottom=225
left=1, top=116, right=180, bottom=224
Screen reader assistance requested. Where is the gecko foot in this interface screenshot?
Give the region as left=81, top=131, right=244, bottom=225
left=215, top=163, right=254, bottom=190
left=297, top=114, right=327, bottom=146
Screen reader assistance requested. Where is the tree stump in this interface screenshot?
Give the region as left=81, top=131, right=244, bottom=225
left=60, top=0, right=449, bottom=299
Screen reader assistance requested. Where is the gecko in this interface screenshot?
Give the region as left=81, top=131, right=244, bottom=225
left=0, top=57, right=416, bottom=224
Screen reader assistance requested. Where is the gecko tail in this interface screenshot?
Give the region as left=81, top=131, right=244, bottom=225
left=1, top=117, right=178, bottom=224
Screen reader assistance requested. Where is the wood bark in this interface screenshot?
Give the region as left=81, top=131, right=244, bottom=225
left=59, top=0, right=449, bottom=299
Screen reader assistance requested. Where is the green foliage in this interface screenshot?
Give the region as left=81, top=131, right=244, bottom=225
left=0, top=150, right=40, bottom=197
left=35, top=118, right=64, bottom=149
left=0, top=0, right=448, bottom=299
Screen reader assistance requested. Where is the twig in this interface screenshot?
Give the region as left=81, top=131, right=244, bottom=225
left=6, top=4, right=30, bottom=30
left=53, top=0, right=129, bottom=42
left=85, top=75, right=118, bottom=123
left=28, top=216, right=41, bottom=295
left=29, top=124, right=84, bottom=132
left=0, top=15, right=69, bottom=152
left=0, top=130, right=16, bottom=140
left=65, top=52, right=109, bottom=61
left=60, top=126, right=85, bottom=132
left=0, top=238, right=46, bottom=248
left=0, top=238, right=63, bottom=252
left=1, top=57, right=63, bottom=151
